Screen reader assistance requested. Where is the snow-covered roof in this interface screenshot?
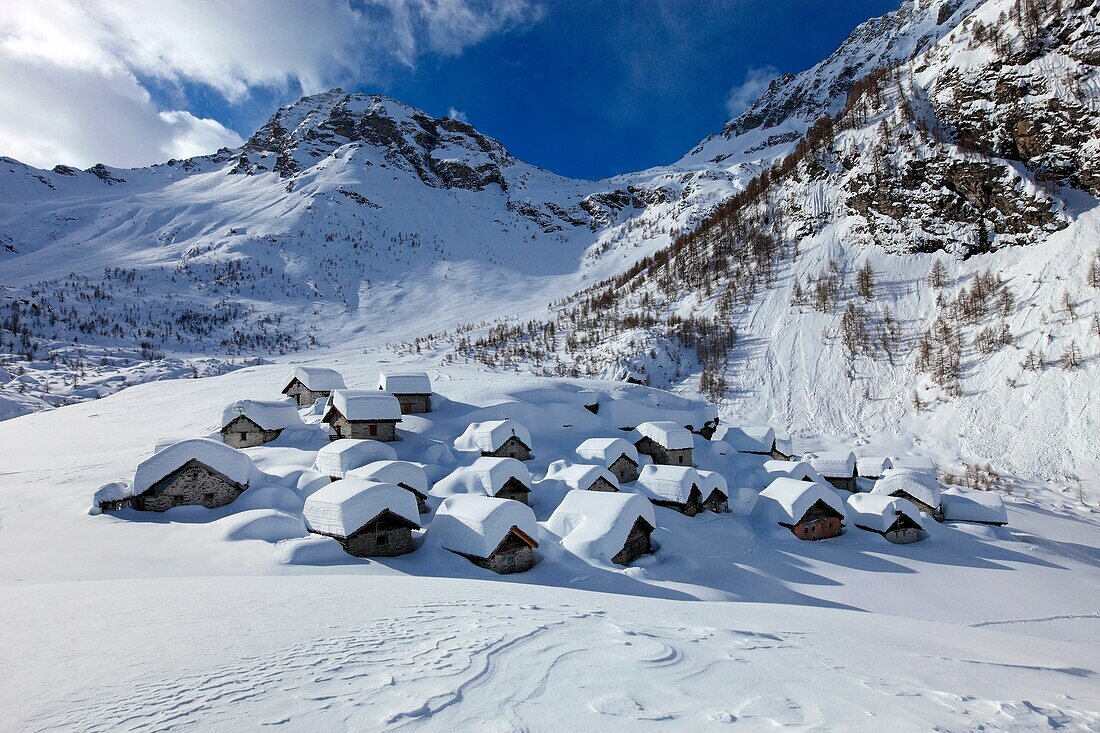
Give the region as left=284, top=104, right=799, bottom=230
left=941, top=488, right=1008, bottom=525
left=696, top=469, right=728, bottom=499
left=545, top=463, right=620, bottom=492
left=303, top=479, right=419, bottom=538
left=633, top=465, right=701, bottom=504
left=871, top=471, right=941, bottom=510
left=431, top=457, right=532, bottom=498
left=575, top=437, right=639, bottom=467
left=133, top=438, right=253, bottom=495
left=377, top=371, right=432, bottom=394
left=462, top=419, right=532, bottom=453
left=856, top=456, right=893, bottom=478
left=755, top=478, right=846, bottom=525
left=346, top=460, right=429, bottom=495
left=221, top=399, right=304, bottom=431
left=890, top=456, right=937, bottom=475
left=846, top=493, right=923, bottom=533
left=430, top=495, right=538, bottom=559
left=719, top=425, right=776, bottom=453
left=328, top=390, right=402, bottom=421
left=802, top=451, right=856, bottom=478
left=91, top=481, right=134, bottom=508
left=313, top=439, right=399, bottom=478
left=635, top=421, right=694, bottom=450
left=545, top=490, right=656, bottom=564
left=762, top=460, right=824, bottom=483
left=284, top=366, right=345, bottom=392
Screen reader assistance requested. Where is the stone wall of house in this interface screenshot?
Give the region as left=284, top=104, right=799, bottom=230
left=394, top=394, right=431, bottom=414
left=788, top=515, right=843, bottom=541
left=326, top=414, right=398, bottom=441
left=495, top=478, right=530, bottom=505
left=343, top=525, right=415, bottom=557
left=284, top=381, right=329, bottom=407
left=634, top=437, right=692, bottom=467
left=608, top=455, right=639, bottom=484
left=482, top=544, right=535, bottom=574
left=222, top=416, right=282, bottom=448
left=397, top=483, right=429, bottom=514
left=484, top=436, right=531, bottom=461
left=134, top=463, right=246, bottom=512
left=587, top=476, right=619, bottom=493
left=884, top=527, right=923, bottom=544
left=654, top=489, right=702, bottom=517
left=823, top=474, right=857, bottom=493
left=704, top=491, right=729, bottom=513
left=611, top=519, right=653, bottom=566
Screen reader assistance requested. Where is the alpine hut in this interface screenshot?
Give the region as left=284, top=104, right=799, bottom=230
left=463, top=419, right=533, bottom=461
left=802, top=451, right=858, bottom=492
left=347, top=460, right=431, bottom=514
left=719, top=425, right=788, bottom=459
left=303, top=479, right=420, bottom=557
left=632, top=464, right=704, bottom=516
left=761, top=460, right=824, bottom=484
left=431, top=496, right=539, bottom=574
left=101, top=438, right=253, bottom=513
left=755, top=478, right=846, bottom=541
left=856, top=456, right=893, bottom=480
left=940, top=488, right=1008, bottom=526
left=546, top=490, right=656, bottom=566
left=378, top=371, right=433, bottom=414
left=633, top=421, right=693, bottom=466
left=871, top=469, right=942, bottom=518
left=281, top=366, right=346, bottom=407
left=575, top=438, right=640, bottom=484
left=441, top=456, right=533, bottom=504
left=889, top=456, right=937, bottom=476
left=696, top=470, right=730, bottom=513
left=323, top=390, right=402, bottom=441
left=545, top=462, right=620, bottom=493
left=847, top=493, right=924, bottom=543
left=220, top=399, right=304, bottom=448
left=313, top=439, right=398, bottom=480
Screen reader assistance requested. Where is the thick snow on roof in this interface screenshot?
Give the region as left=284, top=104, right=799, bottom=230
left=633, top=465, right=701, bottom=504
left=872, top=471, right=941, bottom=510
left=456, top=418, right=532, bottom=453
left=329, top=390, right=402, bottom=421
left=755, top=478, right=845, bottom=525
left=346, top=460, right=429, bottom=494
left=433, top=456, right=532, bottom=498
left=762, top=460, right=824, bottom=483
left=544, top=463, right=620, bottom=492
left=635, top=421, right=694, bottom=450
left=430, top=495, right=538, bottom=559
left=718, top=425, right=775, bottom=453
left=695, top=469, right=728, bottom=498
left=941, top=488, right=1008, bottom=524
left=847, top=493, right=923, bottom=533
left=802, top=451, right=856, bottom=478
left=575, top=437, right=638, bottom=467
left=377, top=371, right=432, bottom=394
left=284, top=366, right=345, bottom=392
left=303, top=479, right=419, bottom=538
left=314, top=439, right=399, bottom=478
left=890, top=456, right=937, bottom=475
left=545, top=490, right=655, bottom=564
left=857, top=456, right=893, bottom=477
left=221, top=399, right=304, bottom=431
left=91, top=481, right=134, bottom=507
left=133, top=438, right=253, bottom=494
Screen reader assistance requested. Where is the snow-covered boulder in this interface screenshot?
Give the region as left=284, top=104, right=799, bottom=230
left=303, top=479, right=420, bottom=539
left=314, top=439, right=398, bottom=478
left=941, top=488, right=1008, bottom=525
left=544, top=490, right=656, bottom=565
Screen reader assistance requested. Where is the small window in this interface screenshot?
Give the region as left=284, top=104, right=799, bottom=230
left=240, top=432, right=247, bottom=440
left=369, top=424, right=378, bottom=436
left=677, top=455, right=684, bottom=464
left=377, top=534, right=389, bottom=545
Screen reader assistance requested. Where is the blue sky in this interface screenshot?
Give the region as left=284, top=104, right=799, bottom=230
left=2, top=0, right=898, bottom=177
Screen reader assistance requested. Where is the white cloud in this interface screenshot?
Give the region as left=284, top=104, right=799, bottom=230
left=447, top=107, right=469, bottom=123
left=0, top=0, right=540, bottom=168
left=725, top=65, right=780, bottom=118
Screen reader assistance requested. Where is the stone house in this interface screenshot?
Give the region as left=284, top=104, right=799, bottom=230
left=633, top=464, right=705, bottom=516
left=545, top=462, right=621, bottom=493
left=848, top=493, right=925, bottom=544
left=696, top=470, right=730, bottom=513
left=220, top=399, right=304, bottom=448
left=546, top=490, right=657, bottom=567
left=472, top=457, right=532, bottom=504
left=466, top=419, right=533, bottom=461
left=856, top=456, right=893, bottom=480
left=377, top=371, right=433, bottom=414
left=348, top=460, right=432, bottom=514
left=633, top=421, right=694, bottom=467
left=303, top=479, right=421, bottom=558
left=762, top=460, right=825, bottom=484
left=323, top=390, right=402, bottom=441
left=575, top=438, right=640, bottom=484
left=719, top=425, right=789, bottom=460
left=755, top=478, right=846, bottom=541
left=281, top=366, right=346, bottom=407
left=803, top=452, right=858, bottom=493
left=940, top=488, right=1008, bottom=526
left=871, top=471, right=943, bottom=519
left=113, top=438, right=253, bottom=513
left=313, top=439, right=398, bottom=480
left=431, top=496, right=539, bottom=574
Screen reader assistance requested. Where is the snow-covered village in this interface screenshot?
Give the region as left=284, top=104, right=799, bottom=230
left=1, top=0, right=1099, bottom=730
